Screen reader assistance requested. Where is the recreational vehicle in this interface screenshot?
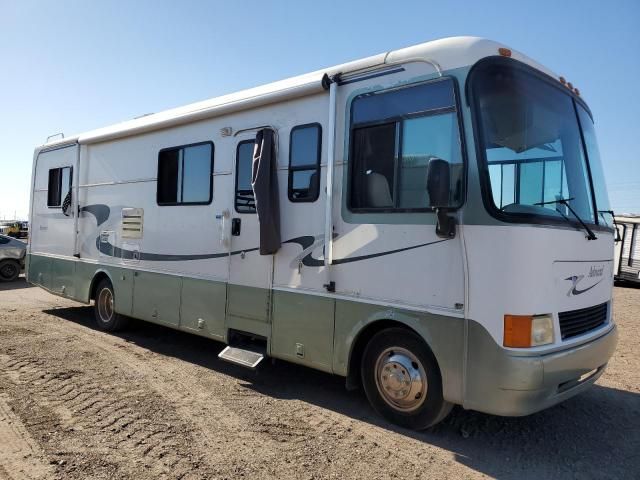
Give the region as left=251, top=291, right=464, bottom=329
left=614, top=215, right=640, bottom=284
left=28, top=37, right=617, bottom=429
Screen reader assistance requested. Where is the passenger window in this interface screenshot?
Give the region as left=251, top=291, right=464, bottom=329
left=235, top=140, right=256, bottom=213
left=157, top=142, right=213, bottom=205
left=47, top=166, right=72, bottom=207
left=289, top=124, right=321, bottom=202
left=349, top=78, right=463, bottom=211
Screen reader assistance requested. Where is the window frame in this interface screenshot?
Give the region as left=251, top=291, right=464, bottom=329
left=234, top=139, right=257, bottom=214
left=156, top=141, right=214, bottom=206
left=288, top=122, right=322, bottom=203
left=466, top=56, right=613, bottom=233
left=47, top=166, right=73, bottom=208
left=346, top=76, right=467, bottom=214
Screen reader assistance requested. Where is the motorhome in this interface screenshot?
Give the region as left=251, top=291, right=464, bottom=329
left=28, top=37, right=617, bottom=429
left=614, top=215, right=640, bottom=284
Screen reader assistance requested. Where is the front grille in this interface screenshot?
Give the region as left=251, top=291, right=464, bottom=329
left=559, top=302, right=608, bottom=340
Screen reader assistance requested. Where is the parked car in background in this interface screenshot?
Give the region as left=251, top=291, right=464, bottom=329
left=0, top=234, right=26, bottom=281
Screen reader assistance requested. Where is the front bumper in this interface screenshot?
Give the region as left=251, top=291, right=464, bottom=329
left=464, top=321, right=618, bottom=416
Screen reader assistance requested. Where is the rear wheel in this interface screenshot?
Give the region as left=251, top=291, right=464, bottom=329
left=361, top=327, right=452, bottom=430
left=93, top=278, right=128, bottom=331
left=0, top=260, right=20, bottom=282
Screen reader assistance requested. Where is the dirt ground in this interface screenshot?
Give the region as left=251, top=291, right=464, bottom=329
left=0, top=279, right=638, bottom=480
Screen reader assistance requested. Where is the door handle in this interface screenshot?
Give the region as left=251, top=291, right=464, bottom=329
left=231, top=218, right=241, bottom=236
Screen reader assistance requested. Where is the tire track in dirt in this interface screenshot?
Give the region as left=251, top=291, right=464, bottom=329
left=0, top=336, right=215, bottom=479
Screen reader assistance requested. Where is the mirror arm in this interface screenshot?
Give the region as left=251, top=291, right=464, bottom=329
left=435, top=208, right=456, bottom=239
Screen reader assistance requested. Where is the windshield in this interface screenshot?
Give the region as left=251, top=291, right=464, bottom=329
left=472, top=61, right=609, bottom=228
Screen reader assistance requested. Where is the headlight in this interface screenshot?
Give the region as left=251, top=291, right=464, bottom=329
left=504, top=313, right=554, bottom=347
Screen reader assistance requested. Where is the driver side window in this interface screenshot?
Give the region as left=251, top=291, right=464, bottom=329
left=348, top=78, right=464, bottom=212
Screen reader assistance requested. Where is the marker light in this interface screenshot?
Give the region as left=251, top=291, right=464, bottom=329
left=567, top=82, right=574, bottom=90
left=574, top=88, right=581, bottom=96
left=504, top=314, right=554, bottom=348
left=498, top=48, right=512, bottom=57
left=559, top=76, right=567, bottom=85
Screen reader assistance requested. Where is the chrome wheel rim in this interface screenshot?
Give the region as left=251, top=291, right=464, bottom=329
left=97, top=288, right=114, bottom=323
left=374, top=346, right=427, bottom=412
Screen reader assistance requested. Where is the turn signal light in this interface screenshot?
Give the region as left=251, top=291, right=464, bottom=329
left=504, top=314, right=554, bottom=348
left=504, top=315, right=532, bottom=347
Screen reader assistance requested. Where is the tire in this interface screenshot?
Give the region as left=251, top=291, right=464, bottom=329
left=0, top=259, right=20, bottom=282
left=93, top=278, right=128, bottom=331
left=361, top=327, right=453, bottom=430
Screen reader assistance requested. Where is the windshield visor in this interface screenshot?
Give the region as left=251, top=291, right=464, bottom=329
left=472, top=61, right=600, bottom=226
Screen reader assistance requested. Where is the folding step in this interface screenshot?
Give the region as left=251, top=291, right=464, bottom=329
left=218, top=346, right=265, bottom=369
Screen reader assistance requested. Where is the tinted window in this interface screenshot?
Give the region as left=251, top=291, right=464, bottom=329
left=349, top=78, right=463, bottom=211
left=577, top=105, right=612, bottom=227
left=289, top=124, right=321, bottom=202
left=235, top=141, right=256, bottom=213
left=47, top=166, right=72, bottom=207
left=157, top=142, right=213, bottom=205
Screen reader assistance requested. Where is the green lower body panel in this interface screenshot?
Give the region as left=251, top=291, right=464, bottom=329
left=50, top=257, right=76, bottom=298
left=132, top=270, right=181, bottom=326
left=271, top=290, right=335, bottom=373
left=226, top=284, right=270, bottom=338
left=27, top=254, right=52, bottom=290
left=180, top=277, right=226, bottom=340
left=26, top=253, right=467, bottom=405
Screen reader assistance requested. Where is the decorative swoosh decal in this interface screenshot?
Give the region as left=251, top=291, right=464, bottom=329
left=565, top=275, right=603, bottom=297
left=81, top=205, right=110, bottom=227
left=85, top=204, right=451, bottom=266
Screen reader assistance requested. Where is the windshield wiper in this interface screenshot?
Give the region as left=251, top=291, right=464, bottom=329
left=534, top=197, right=597, bottom=240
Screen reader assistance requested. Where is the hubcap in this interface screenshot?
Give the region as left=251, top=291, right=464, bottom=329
left=97, top=288, right=114, bottom=323
left=374, top=347, right=427, bottom=412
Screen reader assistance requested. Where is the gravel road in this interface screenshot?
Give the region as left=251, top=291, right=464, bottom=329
left=0, top=278, right=638, bottom=480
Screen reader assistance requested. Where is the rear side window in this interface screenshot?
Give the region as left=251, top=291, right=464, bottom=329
left=288, top=124, right=321, bottom=202
left=157, top=142, right=213, bottom=205
left=47, top=166, right=72, bottom=207
left=235, top=140, right=256, bottom=213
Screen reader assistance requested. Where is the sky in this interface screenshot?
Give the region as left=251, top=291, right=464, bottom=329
left=1, top=0, right=639, bottom=220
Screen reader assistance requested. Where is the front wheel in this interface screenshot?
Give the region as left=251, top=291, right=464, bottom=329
left=361, top=328, right=452, bottom=430
left=93, top=279, right=128, bottom=331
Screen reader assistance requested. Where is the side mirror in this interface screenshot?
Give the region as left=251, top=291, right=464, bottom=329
left=426, top=158, right=450, bottom=208
left=426, top=158, right=456, bottom=238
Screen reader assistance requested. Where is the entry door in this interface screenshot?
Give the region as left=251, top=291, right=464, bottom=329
left=226, top=137, right=274, bottom=337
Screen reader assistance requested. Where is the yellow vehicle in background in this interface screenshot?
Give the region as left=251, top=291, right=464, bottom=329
left=0, top=221, right=28, bottom=239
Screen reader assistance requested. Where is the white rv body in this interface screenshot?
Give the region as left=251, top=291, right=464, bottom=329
left=28, top=37, right=618, bottom=424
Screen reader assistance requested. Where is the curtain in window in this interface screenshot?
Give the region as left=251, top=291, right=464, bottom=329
left=252, top=128, right=281, bottom=255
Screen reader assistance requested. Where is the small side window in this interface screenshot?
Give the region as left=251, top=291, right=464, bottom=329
left=157, top=142, right=213, bottom=205
left=47, top=166, right=72, bottom=207
left=288, top=124, right=321, bottom=202
left=235, top=140, right=256, bottom=213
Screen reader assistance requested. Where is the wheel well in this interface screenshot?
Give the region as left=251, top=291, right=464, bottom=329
left=89, top=272, right=110, bottom=301
left=346, top=320, right=422, bottom=391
